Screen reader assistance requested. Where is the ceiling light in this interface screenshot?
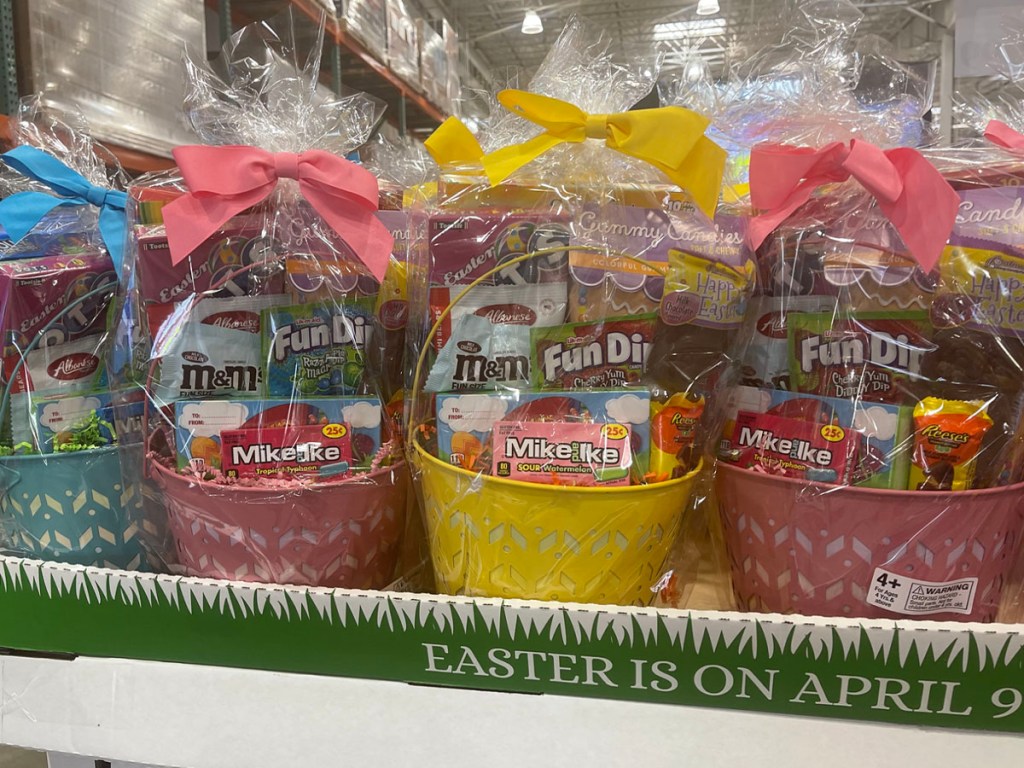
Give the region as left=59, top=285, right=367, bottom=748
left=696, top=0, right=720, bottom=16
left=685, top=59, right=707, bottom=82
left=522, top=10, right=543, bottom=35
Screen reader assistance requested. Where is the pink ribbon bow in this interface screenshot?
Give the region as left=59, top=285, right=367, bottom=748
left=984, top=119, right=1024, bottom=150
left=747, top=140, right=959, bottom=273
left=162, top=145, right=393, bottom=281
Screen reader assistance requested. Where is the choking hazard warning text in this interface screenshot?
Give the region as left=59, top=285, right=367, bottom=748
left=865, top=568, right=977, bottom=616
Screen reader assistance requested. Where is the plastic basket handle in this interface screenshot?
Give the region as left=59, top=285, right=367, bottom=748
left=406, top=245, right=666, bottom=449
left=0, top=461, right=21, bottom=494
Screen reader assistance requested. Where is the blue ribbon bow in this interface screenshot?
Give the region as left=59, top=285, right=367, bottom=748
left=0, top=145, right=127, bottom=274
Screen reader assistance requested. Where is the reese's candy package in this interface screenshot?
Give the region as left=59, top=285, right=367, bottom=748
left=649, top=392, right=705, bottom=480
left=909, top=397, right=993, bottom=491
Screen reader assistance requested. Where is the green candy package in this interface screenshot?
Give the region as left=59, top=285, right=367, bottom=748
left=262, top=298, right=375, bottom=397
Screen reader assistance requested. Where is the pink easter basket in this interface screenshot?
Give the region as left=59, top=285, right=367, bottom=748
left=716, top=463, right=1024, bottom=622
left=151, top=460, right=408, bottom=588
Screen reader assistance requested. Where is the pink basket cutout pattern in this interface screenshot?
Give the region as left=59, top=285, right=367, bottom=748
left=716, top=464, right=1024, bottom=621
left=154, top=462, right=409, bottom=589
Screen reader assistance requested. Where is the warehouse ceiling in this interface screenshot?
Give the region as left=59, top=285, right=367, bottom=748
left=430, top=0, right=947, bottom=85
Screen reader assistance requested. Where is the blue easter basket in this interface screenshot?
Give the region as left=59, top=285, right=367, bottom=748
left=0, top=284, right=146, bottom=569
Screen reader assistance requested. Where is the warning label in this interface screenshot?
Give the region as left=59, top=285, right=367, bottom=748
left=865, top=568, right=977, bottom=616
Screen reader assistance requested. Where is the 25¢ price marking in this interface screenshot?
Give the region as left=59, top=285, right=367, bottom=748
left=819, top=424, right=846, bottom=443
left=601, top=423, right=628, bottom=440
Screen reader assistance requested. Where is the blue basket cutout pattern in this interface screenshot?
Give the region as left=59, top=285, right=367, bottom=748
left=0, top=446, right=146, bottom=570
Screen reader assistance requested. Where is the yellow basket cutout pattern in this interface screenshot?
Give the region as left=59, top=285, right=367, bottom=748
left=409, top=246, right=704, bottom=605
left=414, top=440, right=700, bottom=604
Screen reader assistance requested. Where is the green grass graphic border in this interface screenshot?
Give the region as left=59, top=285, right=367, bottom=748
left=0, top=557, right=1021, bottom=733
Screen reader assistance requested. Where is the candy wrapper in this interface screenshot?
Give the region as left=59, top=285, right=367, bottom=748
left=0, top=97, right=149, bottom=570
left=360, top=126, right=436, bottom=437
left=709, top=11, right=1024, bottom=621
left=407, top=17, right=747, bottom=607
left=112, top=9, right=409, bottom=589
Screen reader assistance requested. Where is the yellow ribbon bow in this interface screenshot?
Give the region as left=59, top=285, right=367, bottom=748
left=481, top=89, right=726, bottom=217
left=424, top=116, right=485, bottom=167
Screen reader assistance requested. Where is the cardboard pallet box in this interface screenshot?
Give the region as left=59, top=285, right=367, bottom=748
left=418, top=19, right=448, bottom=109
left=0, top=554, right=1022, bottom=735
left=336, top=0, right=388, bottom=62
left=385, top=0, right=420, bottom=86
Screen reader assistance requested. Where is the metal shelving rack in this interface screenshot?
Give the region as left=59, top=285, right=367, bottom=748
left=0, top=0, right=447, bottom=174
left=212, top=0, right=446, bottom=135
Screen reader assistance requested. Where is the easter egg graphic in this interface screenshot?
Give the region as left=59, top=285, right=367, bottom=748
left=190, top=435, right=221, bottom=468
left=495, top=222, right=539, bottom=284
left=450, top=431, right=484, bottom=470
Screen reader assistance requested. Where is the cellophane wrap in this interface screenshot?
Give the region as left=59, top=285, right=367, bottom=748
left=660, top=0, right=935, bottom=196
left=358, top=129, right=430, bottom=416
left=709, top=10, right=1024, bottom=623
left=479, top=18, right=676, bottom=193
left=0, top=97, right=142, bottom=569
left=0, top=96, right=127, bottom=252
left=954, top=22, right=1024, bottom=144
left=408, top=17, right=750, bottom=608
left=112, top=9, right=410, bottom=589
left=360, top=126, right=437, bottom=593
left=947, top=23, right=1024, bottom=622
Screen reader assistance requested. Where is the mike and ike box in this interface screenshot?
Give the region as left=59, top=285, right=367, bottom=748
left=174, top=396, right=381, bottom=472
left=721, top=385, right=912, bottom=489
left=220, top=423, right=353, bottom=479
left=435, top=389, right=651, bottom=477
left=492, top=420, right=634, bottom=487
left=728, top=410, right=859, bottom=484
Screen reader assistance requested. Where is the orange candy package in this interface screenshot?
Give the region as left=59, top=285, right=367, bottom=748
left=909, top=397, right=994, bottom=491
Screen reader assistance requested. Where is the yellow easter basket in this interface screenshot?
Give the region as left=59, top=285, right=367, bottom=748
left=409, top=247, right=703, bottom=605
